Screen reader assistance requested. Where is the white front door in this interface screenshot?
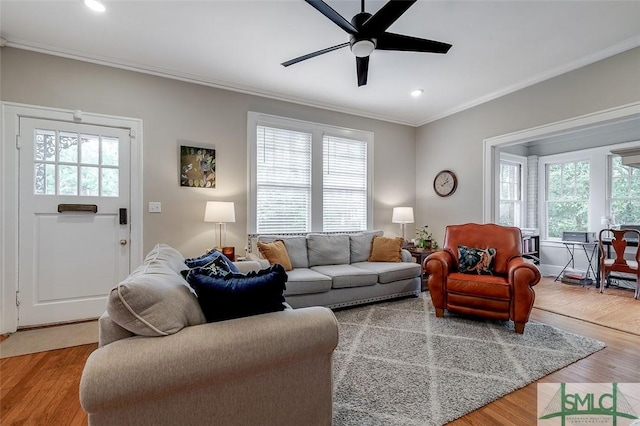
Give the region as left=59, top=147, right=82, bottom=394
left=18, top=118, right=131, bottom=327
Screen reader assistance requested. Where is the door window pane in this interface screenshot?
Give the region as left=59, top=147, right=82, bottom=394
left=35, top=130, right=56, bottom=161
left=80, top=166, right=99, bottom=196
left=81, top=134, right=100, bottom=165
left=102, top=137, right=119, bottom=166
left=101, top=168, right=119, bottom=197
left=59, top=132, right=78, bottom=163
left=58, top=165, right=78, bottom=195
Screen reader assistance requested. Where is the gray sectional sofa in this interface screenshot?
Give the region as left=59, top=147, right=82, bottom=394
left=249, top=231, right=422, bottom=308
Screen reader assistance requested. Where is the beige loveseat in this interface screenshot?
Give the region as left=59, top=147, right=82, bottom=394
left=80, top=244, right=339, bottom=426
left=249, top=231, right=422, bottom=309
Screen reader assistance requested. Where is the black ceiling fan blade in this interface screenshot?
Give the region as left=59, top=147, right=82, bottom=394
left=376, top=32, right=452, bottom=54
left=282, top=42, right=350, bottom=67
left=304, top=0, right=358, bottom=35
left=362, top=0, right=417, bottom=35
left=356, top=56, right=369, bottom=87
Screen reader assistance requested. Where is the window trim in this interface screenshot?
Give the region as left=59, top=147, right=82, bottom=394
left=247, top=112, right=374, bottom=234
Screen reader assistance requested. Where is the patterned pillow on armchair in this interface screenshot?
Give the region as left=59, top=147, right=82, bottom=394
left=458, top=245, right=497, bottom=275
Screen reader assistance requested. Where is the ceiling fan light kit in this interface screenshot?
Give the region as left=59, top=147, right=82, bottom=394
left=351, top=39, right=376, bottom=57
left=282, top=0, right=452, bottom=87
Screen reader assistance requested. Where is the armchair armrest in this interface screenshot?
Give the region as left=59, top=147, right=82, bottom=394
left=424, top=250, right=454, bottom=276
left=507, top=257, right=541, bottom=287
left=424, top=251, right=454, bottom=314
left=507, top=257, right=541, bottom=327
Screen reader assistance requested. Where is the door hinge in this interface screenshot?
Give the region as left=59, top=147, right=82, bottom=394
left=16, top=135, right=21, bottom=149
left=16, top=291, right=20, bottom=307
left=129, top=128, right=136, bottom=138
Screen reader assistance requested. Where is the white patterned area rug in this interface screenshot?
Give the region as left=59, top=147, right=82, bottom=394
left=332, top=294, right=606, bottom=425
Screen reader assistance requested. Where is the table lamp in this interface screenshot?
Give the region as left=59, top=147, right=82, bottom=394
left=392, top=207, right=414, bottom=240
left=204, top=201, right=236, bottom=253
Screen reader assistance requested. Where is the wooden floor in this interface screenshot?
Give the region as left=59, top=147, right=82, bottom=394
left=534, top=277, right=640, bottom=335
left=1, top=294, right=639, bottom=425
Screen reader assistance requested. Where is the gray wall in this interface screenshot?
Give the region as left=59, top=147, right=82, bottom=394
left=416, top=47, right=640, bottom=244
left=1, top=47, right=417, bottom=257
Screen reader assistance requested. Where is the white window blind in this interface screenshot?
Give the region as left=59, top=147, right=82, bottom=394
left=323, top=135, right=367, bottom=232
left=256, top=125, right=312, bottom=233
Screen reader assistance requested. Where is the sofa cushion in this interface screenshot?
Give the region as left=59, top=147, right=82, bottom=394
left=257, top=236, right=309, bottom=268
left=186, top=264, right=287, bottom=322
left=184, top=249, right=239, bottom=273
left=311, top=265, right=378, bottom=289
left=307, top=234, right=350, bottom=266
left=368, top=236, right=404, bottom=262
left=351, top=261, right=421, bottom=284
left=107, top=260, right=206, bottom=337
left=349, top=230, right=383, bottom=263
left=458, top=245, right=497, bottom=276
left=257, top=240, right=293, bottom=271
left=284, top=268, right=333, bottom=296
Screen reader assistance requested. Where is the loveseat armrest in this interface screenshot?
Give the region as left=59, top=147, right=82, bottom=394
left=80, top=307, right=338, bottom=424
left=400, top=249, right=413, bottom=263
left=232, top=260, right=263, bottom=274
left=246, top=252, right=271, bottom=269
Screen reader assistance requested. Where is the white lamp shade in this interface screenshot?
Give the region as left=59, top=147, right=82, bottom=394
left=392, top=207, right=414, bottom=224
left=204, top=201, right=235, bottom=223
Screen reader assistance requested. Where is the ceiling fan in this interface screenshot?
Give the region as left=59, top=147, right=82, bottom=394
left=282, top=0, right=452, bottom=87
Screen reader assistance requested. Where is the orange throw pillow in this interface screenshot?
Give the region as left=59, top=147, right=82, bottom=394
left=257, top=240, right=293, bottom=271
left=368, top=236, right=404, bottom=262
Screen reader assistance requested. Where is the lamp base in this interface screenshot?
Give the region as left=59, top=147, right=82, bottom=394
left=222, top=247, right=235, bottom=262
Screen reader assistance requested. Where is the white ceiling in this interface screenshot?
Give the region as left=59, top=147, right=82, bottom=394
left=2, top=0, right=639, bottom=126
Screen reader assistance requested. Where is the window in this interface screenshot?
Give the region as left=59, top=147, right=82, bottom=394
left=610, top=156, right=640, bottom=225
left=545, top=160, right=590, bottom=239
left=323, top=136, right=367, bottom=232
left=249, top=112, right=373, bottom=234
left=255, top=126, right=312, bottom=234
left=498, top=160, right=522, bottom=227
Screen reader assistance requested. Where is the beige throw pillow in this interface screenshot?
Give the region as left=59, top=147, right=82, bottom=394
left=257, top=240, right=293, bottom=271
left=368, top=236, right=404, bottom=262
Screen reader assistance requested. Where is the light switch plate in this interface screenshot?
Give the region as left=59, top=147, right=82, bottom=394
left=148, top=202, right=162, bottom=213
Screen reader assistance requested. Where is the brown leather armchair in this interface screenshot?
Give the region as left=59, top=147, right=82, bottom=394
left=424, top=223, right=541, bottom=333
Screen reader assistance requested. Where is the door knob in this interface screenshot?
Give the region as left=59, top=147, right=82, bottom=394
left=120, top=239, right=127, bottom=245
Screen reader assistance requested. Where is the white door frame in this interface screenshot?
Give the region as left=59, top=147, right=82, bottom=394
left=1, top=102, right=144, bottom=334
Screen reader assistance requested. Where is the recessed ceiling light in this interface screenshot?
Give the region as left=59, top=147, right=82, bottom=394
left=84, top=0, right=106, bottom=12
left=411, top=89, right=424, bottom=98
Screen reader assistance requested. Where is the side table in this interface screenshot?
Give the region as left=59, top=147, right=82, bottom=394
left=407, top=249, right=435, bottom=291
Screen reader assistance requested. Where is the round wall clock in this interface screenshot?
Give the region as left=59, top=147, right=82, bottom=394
left=433, top=170, right=458, bottom=197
